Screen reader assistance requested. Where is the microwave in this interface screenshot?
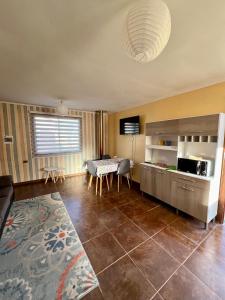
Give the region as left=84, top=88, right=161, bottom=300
left=177, top=158, right=213, bottom=177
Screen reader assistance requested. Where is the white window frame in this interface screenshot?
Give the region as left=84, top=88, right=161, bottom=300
left=31, top=113, right=82, bottom=156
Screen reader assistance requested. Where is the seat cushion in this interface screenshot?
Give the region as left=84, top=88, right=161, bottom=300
left=0, top=196, right=11, bottom=226
left=0, top=186, right=13, bottom=198
left=0, top=186, right=13, bottom=227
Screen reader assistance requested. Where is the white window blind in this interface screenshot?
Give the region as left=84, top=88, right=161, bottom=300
left=32, top=115, right=81, bottom=155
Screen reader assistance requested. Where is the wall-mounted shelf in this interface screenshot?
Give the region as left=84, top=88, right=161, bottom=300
left=178, top=135, right=218, bottom=143
left=146, top=145, right=178, bottom=151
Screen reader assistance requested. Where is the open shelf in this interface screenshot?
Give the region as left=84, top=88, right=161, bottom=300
left=146, top=145, right=178, bottom=151
left=178, top=135, right=218, bottom=143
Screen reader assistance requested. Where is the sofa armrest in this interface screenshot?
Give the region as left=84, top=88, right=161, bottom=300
left=0, top=175, right=13, bottom=188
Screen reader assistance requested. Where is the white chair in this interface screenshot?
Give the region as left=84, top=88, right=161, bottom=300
left=117, top=159, right=131, bottom=192
left=87, top=160, right=109, bottom=196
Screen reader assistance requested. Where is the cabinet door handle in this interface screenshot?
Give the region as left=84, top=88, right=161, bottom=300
left=178, top=177, right=196, bottom=183
left=180, top=186, right=194, bottom=192
left=157, top=170, right=164, bottom=174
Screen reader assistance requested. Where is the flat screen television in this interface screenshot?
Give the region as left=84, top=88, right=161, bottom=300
left=120, top=116, right=140, bottom=135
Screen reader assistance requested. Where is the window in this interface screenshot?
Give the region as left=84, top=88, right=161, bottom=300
left=32, top=114, right=81, bottom=155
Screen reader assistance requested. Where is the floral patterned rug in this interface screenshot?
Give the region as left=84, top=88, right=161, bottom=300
left=0, top=193, right=99, bottom=300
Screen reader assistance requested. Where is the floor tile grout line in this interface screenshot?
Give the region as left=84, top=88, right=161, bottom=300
left=18, top=182, right=221, bottom=300
left=123, top=206, right=180, bottom=242
left=93, top=212, right=159, bottom=295
left=149, top=291, right=165, bottom=300
left=117, top=201, right=161, bottom=219
left=127, top=252, right=158, bottom=294
left=181, top=225, right=223, bottom=299
left=166, top=224, right=199, bottom=245
left=181, top=265, right=222, bottom=300
left=167, top=217, right=211, bottom=245
left=110, top=231, right=158, bottom=295
left=80, top=199, right=159, bottom=246
left=81, top=228, right=110, bottom=245
left=150, top=237, right=182, bottom=265
left=81, top=212, right=132, bottom=245
left=154, top=224, right=221, bottom=300
left=96, top=253, right=128, bottom=276
left=107, top=211, right=196, bottom=298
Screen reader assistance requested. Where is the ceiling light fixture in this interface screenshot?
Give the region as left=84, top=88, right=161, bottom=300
left=125, top=0, right=171, bottom=63
left=56, top=99, right=68, bottom=115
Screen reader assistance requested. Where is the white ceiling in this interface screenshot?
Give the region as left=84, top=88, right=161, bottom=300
left=0, top=0, right=225, bottom=111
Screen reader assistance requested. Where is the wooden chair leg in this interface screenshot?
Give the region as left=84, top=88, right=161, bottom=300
left=88, top=175, right=93, bottom=190
left=129, top=170, right=132, bottom=185
left=117, top=175, right=120, bottom=192
left=51, top=171, right=56, bottom=183
left=100, top=175, right=103, bottom=197
left=45, top=171, right=50, bottom=184
left=106, top=175, right=109, bottom=191
left=55, top=171, right=59, bottom=183
left=127, top=174, right=130, bottom=189
left=96, top=177, right=99, bottom=195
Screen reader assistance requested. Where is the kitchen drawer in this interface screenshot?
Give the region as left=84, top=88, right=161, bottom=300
left=170, top=172, right=210, bottom=190
left=171, top=180, right=209, bottom=222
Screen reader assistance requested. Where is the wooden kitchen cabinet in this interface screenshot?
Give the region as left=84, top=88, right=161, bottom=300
left=140, top=164, right=155, bottom=195
left=154, top=169, right=171, bottom=204
left=145, top=119, right=179, bottom=136
left=140, top=164, right=213, bottom=224
left=145, top=114, right=219, bottom=136
left=142, top=113, right=225, bottom=226
left=171, top=178, right=210, bottom=222
left=178, top=114, right=219, bottom=136
left=140, top=165, right=171, bottom=204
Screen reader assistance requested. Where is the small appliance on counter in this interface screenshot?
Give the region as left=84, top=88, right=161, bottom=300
left=177, top=157, right=214, bottom=177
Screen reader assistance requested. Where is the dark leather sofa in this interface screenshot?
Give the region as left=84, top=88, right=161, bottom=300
left=0, top=175, right=14, bottom=238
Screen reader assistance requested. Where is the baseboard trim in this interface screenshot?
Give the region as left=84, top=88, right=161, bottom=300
left=14, top=172, right=86, bottom=186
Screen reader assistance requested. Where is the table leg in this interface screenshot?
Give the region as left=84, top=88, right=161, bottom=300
left=127, top=174, right=130, bottom=189
left=100, top=175, right=103, bottom=197
left=110, top=173, right=113, bottom=188
left=88, top=175, right=93, bottom=190
left=106, top=175, right=109, bottom=191
left=96, top=177, right=98, bottom=195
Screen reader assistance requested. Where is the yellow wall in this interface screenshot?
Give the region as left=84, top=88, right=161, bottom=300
left=109, top=81, right=225, bottom=182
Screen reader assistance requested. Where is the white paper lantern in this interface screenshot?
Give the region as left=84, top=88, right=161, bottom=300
left=125, top=0, right=171, bottom=63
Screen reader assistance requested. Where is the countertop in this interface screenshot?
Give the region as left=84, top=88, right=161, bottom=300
left=140, top=162, right=213, bottom=182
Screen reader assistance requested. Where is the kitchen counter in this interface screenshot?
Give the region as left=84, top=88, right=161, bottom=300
left=140, top=162, right=213, bottom=182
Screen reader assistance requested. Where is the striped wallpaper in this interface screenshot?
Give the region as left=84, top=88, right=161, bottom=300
left=0, top=102, right=107, bottom=183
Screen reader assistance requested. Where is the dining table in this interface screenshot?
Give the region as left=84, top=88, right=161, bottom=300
left=90, top=157, right=134, bottom=196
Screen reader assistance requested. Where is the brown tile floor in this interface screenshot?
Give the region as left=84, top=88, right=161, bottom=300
left=14, top=175, right=224, bottom=300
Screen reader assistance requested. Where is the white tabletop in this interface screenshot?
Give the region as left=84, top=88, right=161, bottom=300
left=92, top=158, right=133, bottom=176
